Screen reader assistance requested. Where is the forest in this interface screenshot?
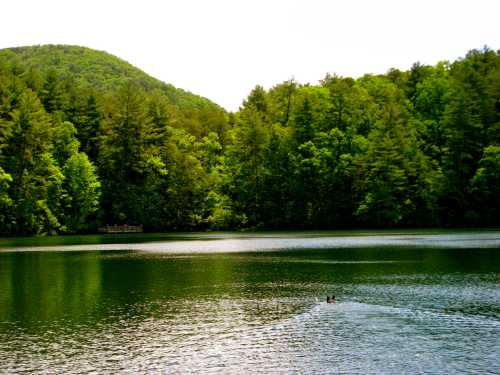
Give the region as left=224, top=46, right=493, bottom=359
left=0, top=45, right=499, bottom=235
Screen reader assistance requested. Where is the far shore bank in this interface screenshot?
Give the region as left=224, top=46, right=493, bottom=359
left=0, top=229, right=499, bottom=253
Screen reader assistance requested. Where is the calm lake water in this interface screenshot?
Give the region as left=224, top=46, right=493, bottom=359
left=0, top=231, right=499, bottom=374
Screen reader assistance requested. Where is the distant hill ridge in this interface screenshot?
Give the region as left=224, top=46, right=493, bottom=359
left=0, top=44, right=221, bottom=111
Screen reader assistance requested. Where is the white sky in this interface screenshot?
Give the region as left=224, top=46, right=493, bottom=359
left=1, top=0, right=499, bottom=111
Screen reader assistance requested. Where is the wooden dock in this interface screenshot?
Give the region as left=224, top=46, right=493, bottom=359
left=98, top=224, right=143, bottom=233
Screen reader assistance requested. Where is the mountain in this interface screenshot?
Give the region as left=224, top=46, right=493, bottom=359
left=0, top=44, right=230, bottom=235
left=0, top=44, right=221, bottom=111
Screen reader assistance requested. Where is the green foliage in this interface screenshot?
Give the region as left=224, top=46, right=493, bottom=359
left=0, top=167, right=13, bottom=228
left=226, top=86, right=271, bottom=226
left=470, top=146, right=500, bottom=224
left=354, top=103, right=442, bottom=226
left=53, top=120, right=80, bottom=165
left=62, top=153, right=101, bottom=232
left=0, top=45, right=218, bottom=111
left=98, top=83, right=165, bottom=225
left=0, top=45, right=498, bottom=235
left=0, top=90, right=63, bottom=234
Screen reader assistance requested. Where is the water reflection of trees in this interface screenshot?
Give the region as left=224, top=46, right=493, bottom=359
left=0, top=252, right=102, bottom=327
left=1, top=247, right=498, bottom=331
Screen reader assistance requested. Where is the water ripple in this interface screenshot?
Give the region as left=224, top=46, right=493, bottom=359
left=1, top=297, right=499, bottom=374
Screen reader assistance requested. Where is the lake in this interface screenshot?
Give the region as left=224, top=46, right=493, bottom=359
left=0, top=231, right=499, bottom=374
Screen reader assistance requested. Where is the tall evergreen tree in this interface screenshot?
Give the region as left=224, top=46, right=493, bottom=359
left=3, top=90, right=63, bottom=234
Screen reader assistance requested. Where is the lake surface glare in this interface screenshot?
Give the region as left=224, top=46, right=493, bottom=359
left=0, top=231, right=499, bottom=374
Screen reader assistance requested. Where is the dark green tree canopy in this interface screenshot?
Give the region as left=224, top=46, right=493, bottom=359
left=0, top=45, right=498, bottom=235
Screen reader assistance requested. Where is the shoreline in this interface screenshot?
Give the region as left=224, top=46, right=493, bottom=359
left=1, top=231, right=499, bottom=253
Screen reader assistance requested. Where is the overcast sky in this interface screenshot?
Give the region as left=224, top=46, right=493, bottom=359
left=1, top=0, right=499, bottom=111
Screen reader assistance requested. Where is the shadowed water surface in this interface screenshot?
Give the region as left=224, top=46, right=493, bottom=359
left=0, top=231, right=499, bottom=374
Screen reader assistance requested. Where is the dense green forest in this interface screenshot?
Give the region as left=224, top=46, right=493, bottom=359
left=0, top=45, right=499, bottom=235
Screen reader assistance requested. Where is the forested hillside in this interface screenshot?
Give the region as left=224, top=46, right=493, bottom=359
left=0, top=45, right=498, bottom=235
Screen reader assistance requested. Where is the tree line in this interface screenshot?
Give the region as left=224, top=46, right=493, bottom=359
left=0, top=45, right=499, bottom=235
